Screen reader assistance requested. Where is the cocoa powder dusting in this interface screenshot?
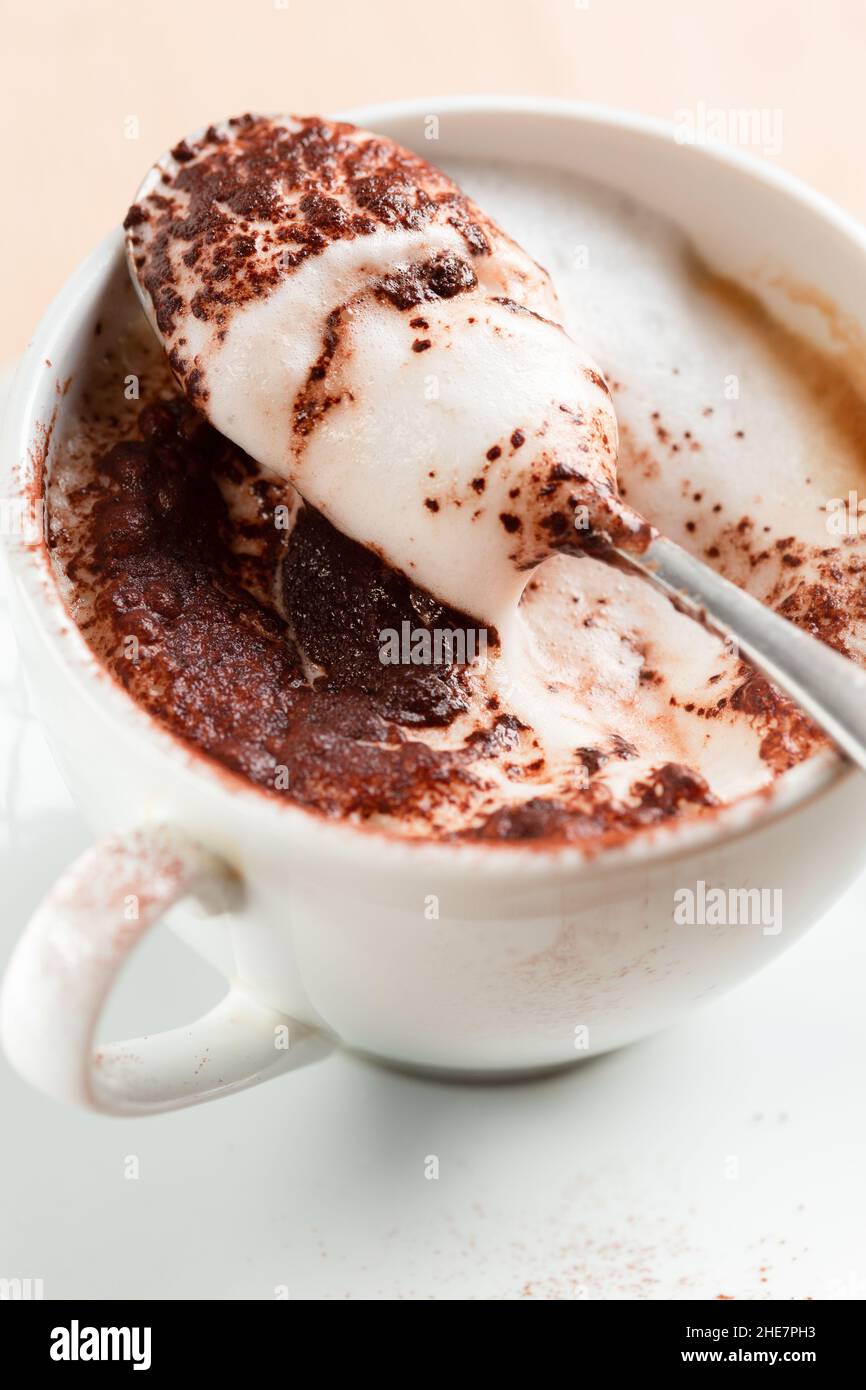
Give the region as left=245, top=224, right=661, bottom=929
left=128, top=115, right=492, bottom=342
left=48, top=371, right=787, bottom=847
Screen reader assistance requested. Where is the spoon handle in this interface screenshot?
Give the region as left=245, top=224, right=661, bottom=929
left=618, top=536, right=866, bottom=774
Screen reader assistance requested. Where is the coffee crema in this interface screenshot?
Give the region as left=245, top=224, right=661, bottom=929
left=46, top=157, right=866, bottom=846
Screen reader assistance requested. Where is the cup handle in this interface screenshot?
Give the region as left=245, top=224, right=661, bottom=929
left=0, top=824, right=331, bottom=1114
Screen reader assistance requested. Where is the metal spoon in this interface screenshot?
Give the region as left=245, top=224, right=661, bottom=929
left=606, top=535, right=866, bottom=773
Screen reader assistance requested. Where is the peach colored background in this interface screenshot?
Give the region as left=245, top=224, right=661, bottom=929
left=2, top=0, right=864, bottom=366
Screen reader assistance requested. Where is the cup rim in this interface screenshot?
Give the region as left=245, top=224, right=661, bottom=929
left=2, top=95, right=858, bottom=884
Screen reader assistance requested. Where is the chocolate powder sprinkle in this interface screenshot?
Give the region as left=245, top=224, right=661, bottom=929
left=129, top=115, right=494, bottom=338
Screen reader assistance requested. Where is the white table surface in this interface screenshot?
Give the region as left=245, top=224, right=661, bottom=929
left=1, top=371, right=864, bottom=1302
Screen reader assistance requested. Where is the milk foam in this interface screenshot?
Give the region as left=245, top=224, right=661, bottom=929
left=419, top=157, right=866, bottom=822
left=94, top=145, right=866, bottom=836
left=126, top=118, right=627, bottom=626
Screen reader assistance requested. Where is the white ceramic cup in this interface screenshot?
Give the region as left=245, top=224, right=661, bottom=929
left=3, top=98, right=866, bottom=1116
